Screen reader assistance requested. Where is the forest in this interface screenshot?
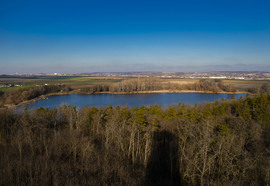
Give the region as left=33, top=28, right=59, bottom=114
left=0, top=84, right=70, bottom=107
left=0, top=93, right=270, bottom=185
left=80, top=78, right=237, bottom=94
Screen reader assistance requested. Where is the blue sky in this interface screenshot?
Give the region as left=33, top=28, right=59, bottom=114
left=0, top=0, right=270, bottom=74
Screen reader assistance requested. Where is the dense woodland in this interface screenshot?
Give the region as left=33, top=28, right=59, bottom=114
left=81, top=78, right=237, bottom=94
left=0, top=85, right=70, bottom=107
left=1, top=93, right=270, bottom=185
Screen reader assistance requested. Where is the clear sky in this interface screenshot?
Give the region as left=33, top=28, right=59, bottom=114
left=0, top=0, right=270, bottom=74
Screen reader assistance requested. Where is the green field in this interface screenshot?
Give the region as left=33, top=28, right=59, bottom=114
left=0, top=86, right=33, bottom=92
left=28, top=77, right=122, bottom=86
left=0, top=76, right=123, bottom=90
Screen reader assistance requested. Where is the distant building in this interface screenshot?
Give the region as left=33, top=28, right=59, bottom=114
left=209, top=76, right=227, bottom=79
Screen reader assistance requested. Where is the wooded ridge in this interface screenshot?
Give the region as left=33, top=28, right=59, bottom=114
left=0, top=93, right=269, bottom=185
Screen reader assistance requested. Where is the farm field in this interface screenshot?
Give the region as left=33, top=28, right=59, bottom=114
left=0, top=76, right=123, bottom=91
left=162, top=78, right=269, bottom=91
left=164, top=78, right=198, bottom=85
left=223, top=79, right=269, bottom=91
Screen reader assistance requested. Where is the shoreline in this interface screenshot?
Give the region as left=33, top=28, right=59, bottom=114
left=100, top=90, right=248, bottom=95
left=47, top=89, right=248, bottom=95
left=3, top=89, right=249, bottom=109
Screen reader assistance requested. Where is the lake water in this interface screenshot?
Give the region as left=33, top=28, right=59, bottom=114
left=25, top=93, right=246, bottom=109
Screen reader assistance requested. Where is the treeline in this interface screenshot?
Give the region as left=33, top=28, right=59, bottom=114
left=80, top=78, right=237, bottom=94
left=79, top=78, right=162, bottom=94
left=80, top=85, right=109, bottom=94
left=0, top=94, right=270, bottom=185
left=110, top=78, right=162, bottom=92
left=0, top=85, right=70, bottom=106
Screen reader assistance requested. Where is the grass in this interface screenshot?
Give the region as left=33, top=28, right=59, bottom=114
left=0, top=77, right=123, bottom=89
left=0, top=86, right=32, bottom=92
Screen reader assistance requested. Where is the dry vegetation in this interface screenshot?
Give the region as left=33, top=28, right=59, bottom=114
left=0, top=85, right=69, bottom=107
left=223, top=79, right=269, bottom=93
left=81, top=78, right=238, bottom=94
left=1, top=93, right=270, bottom=185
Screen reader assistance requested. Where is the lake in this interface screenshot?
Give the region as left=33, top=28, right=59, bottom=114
left=25, top=93, right=246, bottom=109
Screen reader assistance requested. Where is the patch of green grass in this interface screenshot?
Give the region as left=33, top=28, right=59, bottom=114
left=0, top=77, right=123, bottom=90
left=0, top=86, right=32, bottom=92
left=0, top=87, right=9, bottom=92
left=32, top=77, right=122, bottom=86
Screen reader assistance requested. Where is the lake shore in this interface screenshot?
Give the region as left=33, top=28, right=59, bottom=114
left=3, top=89, right=249, bottom=109
left=47, top=89, right=249, bottom=95
left=101, top=90, right=248, bottom=95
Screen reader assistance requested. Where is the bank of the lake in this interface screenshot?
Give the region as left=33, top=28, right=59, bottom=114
left=5, top=90, right=249, bottom=109
left=23, top=92, right=247, bottom=109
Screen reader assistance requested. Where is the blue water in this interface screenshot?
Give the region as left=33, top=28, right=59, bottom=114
left=25, top=93, right=246, bottom=109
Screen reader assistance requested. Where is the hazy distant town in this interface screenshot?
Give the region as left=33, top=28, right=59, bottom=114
left=1, top=71, right=270, bottom=79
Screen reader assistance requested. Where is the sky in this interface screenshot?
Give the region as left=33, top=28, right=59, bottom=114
left=0, top=0, right=270, bottom=74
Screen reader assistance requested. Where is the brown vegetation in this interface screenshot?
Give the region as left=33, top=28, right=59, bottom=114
left=0, top=94, right=270, bottom=185
left=0, top=85, right=70, bottom=107
left=88, top=78, right=237, bottom=94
